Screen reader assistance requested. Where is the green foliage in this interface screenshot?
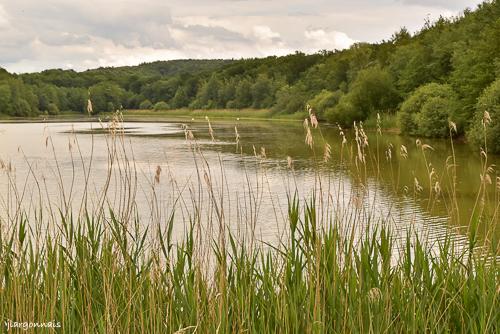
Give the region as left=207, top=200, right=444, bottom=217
left=139, top=99, right=153, bottom=110
left=13, top=98, right=33, bottom=117
left=398, top=83, right=460, bottom=137
left=308, top=89, right=342, bottom=118
left=153, top=101, right=169, bottom=110
left=389, top=43, right=434, bottom=93
left=170, top=87, right=189, bottom=108
left=272, top=84, right=307, bottom=115
left=450, top=6, right=500, bottom=117
left=250, top=74, right=275, bottom=108
left=0, top=83, right=12, bottom=114
left=325, top=97, right=363, bottom=127
left=467, top=78, right=500, bottom=153
left=0, top=78, right=38, bottom=116
left=231, top=79, right=252, bottom=108
left=326, top=66, right=399, bottom=126
left=90, top=82, right=125, bottom=113
left=47, top=102, right=59, bottom=115
left=415, top=96, right=455, bottom=137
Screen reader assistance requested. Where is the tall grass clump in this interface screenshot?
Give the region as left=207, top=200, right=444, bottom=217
left=0, top=111, right=498, bottom=333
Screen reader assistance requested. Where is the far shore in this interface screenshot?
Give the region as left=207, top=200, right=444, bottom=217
left=0, top=108, right=401, bottom=133
left=0, top=108, right=307, bottom=123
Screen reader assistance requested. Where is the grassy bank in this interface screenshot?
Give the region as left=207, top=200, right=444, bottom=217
left=0, top=113, right=498, bottom=333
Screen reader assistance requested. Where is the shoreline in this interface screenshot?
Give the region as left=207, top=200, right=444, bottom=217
left=0, top=108, right=402, bottom=132
left=0, top=108, right=306, bottom=124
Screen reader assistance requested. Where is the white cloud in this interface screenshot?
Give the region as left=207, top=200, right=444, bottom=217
left=304, top=29, right=356, bottom=51
left=253, top=26, right=281, bottom=42
left=0, top=5, right=9, bottom=28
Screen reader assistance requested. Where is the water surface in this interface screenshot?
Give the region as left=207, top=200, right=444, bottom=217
left=0, top=119, right=498, bottom=251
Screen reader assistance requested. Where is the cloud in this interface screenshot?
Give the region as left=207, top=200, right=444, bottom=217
left=253, top=26, right=281, bottom=43
left=398, top=0, right=479, bottom=10
left=0, top=5, right=9, bottom=28
left=304, top=29, right=357, bottom=51
left=0, top=0, right=484, bottom=73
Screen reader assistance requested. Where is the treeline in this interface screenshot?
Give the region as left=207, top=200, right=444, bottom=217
left=0, top=1, right=499, bottom=148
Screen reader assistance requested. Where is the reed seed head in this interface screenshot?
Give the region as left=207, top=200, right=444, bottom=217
left=323, top=143, right=332, bottom=163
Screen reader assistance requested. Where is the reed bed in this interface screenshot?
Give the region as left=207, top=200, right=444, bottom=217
left=0, top=111, right=498, bottom=333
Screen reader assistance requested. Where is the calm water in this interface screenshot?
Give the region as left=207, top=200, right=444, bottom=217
left=0, top=119, right=498, bottom=250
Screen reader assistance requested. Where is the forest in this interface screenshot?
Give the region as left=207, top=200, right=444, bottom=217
left=0, top=0, right=499, bottom=150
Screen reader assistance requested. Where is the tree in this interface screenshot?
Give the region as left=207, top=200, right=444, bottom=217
left=389, top=43, right=433, bottom=95
left=13, top=99, right=33, bottom=117
left=450, top=19, right=500, bottom=120
left=326, top=66, right=399, bottom=125
left=0, top=83, right=12, bottom=115
left=154, top=101, right=169, bottom=110
left=194, top=75, right=221, bottom=108
left=467, top=79, right=500, bottom=153
left=65, top=88, right=87, bottom=112
left=170, top=87, right=189, bottom=109
left=398, top=83, right=460, bottom=137
left=325, top=97, right=363, bottom=127
left=271, top=84, right=307, bottom=115
left=251, top=74, right=273, bottom=108
left=139, top=99, right=153, bottom=110
left=89, top=82, right=125, bottom=113
left=47, top=103, right=59, bottom=115
left=231, top=79, right=252, bottom=109
left=308, top=90, right=342, bottom=118
left=415, top=97, right=455, bottom=138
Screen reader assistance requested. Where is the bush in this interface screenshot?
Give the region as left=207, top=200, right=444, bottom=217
left=271, top=85, right=306, bottom=115
left=415, top=97, right=452, bottom=138
left=13, top=98, right=33, bottom=117
left=139, top=99, right=153, bottom=110
left=398, top=83, right=460, bottom=137
left=154, top=101, right=169, bottom=111
left=325, top=66, right=399, bottom=126
left=47, top=103, right=59, bottom=115
left=307, top=90, right=342, bottom=118
left=467, top=79, right=500, bottom=153
left=325, top=97, right=364, bottom=128
left=89, top=82, right=125, bottom=113
left=107, top=102, right=116, bottom=112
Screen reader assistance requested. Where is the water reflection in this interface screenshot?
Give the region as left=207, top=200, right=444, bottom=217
left=0, top=120, right=498, bottom=254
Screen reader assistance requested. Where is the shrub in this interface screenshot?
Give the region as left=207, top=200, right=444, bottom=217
left=47, top=103, right=59, bottom=115
left=398, top=83, right=460, bottom=137
left=307, top=90, right=342, bottom=118
left=325, top=97, right=364, bottom=128
left=415, top=97, right=452, bottom=138
left=154, top=101, right=169, bottom=111
left=272, top=85, right=306, bottom=115
left=13, top=98, right=33, bottom=117
left=467, top=78, right=500, bottom=153
left=139, top=99, right=153, bottom=110
left=325, top=66, right=399, bottom=126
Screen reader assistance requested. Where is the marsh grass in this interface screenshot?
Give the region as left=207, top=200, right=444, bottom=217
left=0, top=111, right=498, bottom=333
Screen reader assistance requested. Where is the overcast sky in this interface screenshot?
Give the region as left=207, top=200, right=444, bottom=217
left=0, top=0, right=484, bottom=73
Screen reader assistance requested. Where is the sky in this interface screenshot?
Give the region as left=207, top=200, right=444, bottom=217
left=0, top=0, right=485, bottom=73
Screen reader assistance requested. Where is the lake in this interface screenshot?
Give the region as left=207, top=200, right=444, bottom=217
left=0, top=118, right=498, bottom=252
